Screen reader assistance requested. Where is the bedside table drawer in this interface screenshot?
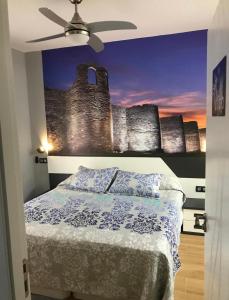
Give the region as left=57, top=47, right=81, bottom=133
left=183, top=220, right=204, bottom=234
left=183, top=209, right=204, bottom=221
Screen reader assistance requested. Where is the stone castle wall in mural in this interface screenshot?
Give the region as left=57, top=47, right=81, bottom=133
left=45, top=64, right=206, bottom=155
left=184, top=121, right=201, bottom=152
left=45, top=89, right=66, bottom=152
left=127, top=105, right=161, bottom=152
left=160, top=116, right=186, bottom=153
left=112, top=105, right=128, bottom=153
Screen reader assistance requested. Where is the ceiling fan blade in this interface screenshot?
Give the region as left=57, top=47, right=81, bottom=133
left=39, top=7, right=69, bottom=28
left=87, top=34, right=104, bottom=53
left=26, top=33, right=65, bottom=43
left=87, top=21, right=137, bottom=34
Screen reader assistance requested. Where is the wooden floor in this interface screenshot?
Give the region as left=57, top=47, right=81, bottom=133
left=175, top=234, right=204, bottom=300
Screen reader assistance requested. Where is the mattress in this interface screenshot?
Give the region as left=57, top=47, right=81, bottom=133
left=25, top=186, right=184, bottom=300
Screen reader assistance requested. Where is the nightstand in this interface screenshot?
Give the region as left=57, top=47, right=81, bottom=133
left=182, top=198, right=205, bottom=235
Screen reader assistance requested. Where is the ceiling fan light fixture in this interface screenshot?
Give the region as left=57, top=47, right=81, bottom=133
left=65, top=29, right=89, bottom=45
left=27, top=1, right=137, bottom=53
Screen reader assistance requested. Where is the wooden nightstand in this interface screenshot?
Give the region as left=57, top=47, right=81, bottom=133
left=182, top=198, right=205, bottom=235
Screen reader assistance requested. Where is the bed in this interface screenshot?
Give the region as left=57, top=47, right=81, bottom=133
left=25, top=167, right=184, bottom=300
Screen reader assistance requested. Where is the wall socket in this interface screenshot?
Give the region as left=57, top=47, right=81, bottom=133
left=35, top=156, right=48, bottom=164
left=196, top=186, right=205, bottom=193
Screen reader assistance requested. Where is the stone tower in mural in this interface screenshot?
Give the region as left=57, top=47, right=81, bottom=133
left=184, top=121, right=201, bottom=152
left=65, top=64, right=113, bottom=154
left=199, top=128, right=206, bottom=152
left=112, top=104, right=161, bottom=152
left=127, top=104, right=161, bottom=152
left=160, top=115, right=186, bottom=153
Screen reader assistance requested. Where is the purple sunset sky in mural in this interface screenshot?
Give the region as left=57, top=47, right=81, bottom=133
left=42, top=30, right=207, bottom=128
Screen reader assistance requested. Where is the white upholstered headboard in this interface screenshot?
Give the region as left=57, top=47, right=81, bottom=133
left=48, top=156, right=175, bottom=176
left=48, top=156, right=205, bottom=198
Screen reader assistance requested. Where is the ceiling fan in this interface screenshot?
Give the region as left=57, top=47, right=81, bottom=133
left=27, top=0, right=137, bottom=53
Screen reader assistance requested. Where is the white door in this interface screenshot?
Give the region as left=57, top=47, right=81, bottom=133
left=0, top=0, right=31, bottom=299
left=205, top=0, right=229, bottom=299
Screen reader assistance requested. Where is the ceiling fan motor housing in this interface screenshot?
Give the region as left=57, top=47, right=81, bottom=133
left=69, top=0, right=83, bottom=4
left=65, top=23, right=90, bottom=38
left=65, top=8, right=89, bottom=37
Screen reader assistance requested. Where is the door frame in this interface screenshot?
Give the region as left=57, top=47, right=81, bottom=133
left=0, top=127, right=14, bottom=300
left=0, top=0, right=31, bottom=299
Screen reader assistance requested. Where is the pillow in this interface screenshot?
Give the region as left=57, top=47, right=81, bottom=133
left=108, top=170, right=161, bottom=198
left=159, top=175, right=183, bottom=191
left=60, top=166, right=118, bottom=193
left=58, top=174, right=77, bottom=189
left=159, top=174, right=186, bottom=203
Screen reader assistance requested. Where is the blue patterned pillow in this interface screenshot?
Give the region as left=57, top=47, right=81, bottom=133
left=68, top=166, right=118, bottom=193
left=108, top=170, right=161, bottom=198
left=58, top=174, right=78, bottom=190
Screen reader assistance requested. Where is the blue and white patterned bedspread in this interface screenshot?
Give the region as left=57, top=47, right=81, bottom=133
left=25, top=187, right=183, bottom=300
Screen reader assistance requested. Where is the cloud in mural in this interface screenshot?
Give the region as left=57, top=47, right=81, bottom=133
left=111, top=89, right=206, bottom=128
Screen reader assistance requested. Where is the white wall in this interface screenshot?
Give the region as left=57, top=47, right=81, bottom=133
left=12, top=49, right=36, bottom=202
left=179, top=178, right=205, bottom=199
left=25, top=52, right=50, bottom=196
left=206, top=0, right=229, bottom=298
left=11, top=50, right=50, bottom=201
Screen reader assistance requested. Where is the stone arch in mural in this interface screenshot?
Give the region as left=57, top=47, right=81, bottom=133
left=65, top=64, right=113, bottom=154
left=87, top=66, right=97, bottom=85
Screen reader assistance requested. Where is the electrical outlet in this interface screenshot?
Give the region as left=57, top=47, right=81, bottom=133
left=35, top=156, right=48, bottom=164
left=196, top=186, right=205, bottom=193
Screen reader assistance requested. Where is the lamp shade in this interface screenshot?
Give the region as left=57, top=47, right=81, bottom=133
left=66, top=31, right=89, bottom=45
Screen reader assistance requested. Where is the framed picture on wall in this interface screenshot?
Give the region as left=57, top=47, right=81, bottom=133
left=212, top=56, right=227, bottom=116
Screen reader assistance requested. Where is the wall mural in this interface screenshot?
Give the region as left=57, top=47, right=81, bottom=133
left=42, top=30, right=207, bottom=156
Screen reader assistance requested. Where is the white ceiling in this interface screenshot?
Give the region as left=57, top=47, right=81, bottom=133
left=8, top=0, right=219, bottom=53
